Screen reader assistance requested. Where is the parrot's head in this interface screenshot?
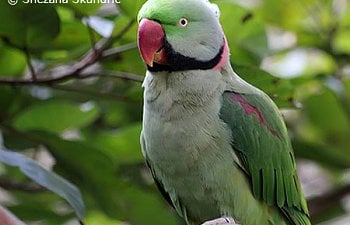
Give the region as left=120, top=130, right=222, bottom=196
left=137, top=0, right=229, bottom=72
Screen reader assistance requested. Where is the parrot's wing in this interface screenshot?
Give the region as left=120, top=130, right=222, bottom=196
left=220, top=89, right=311, bottom=225
left=146, top=159, right=176, bottom=209
left=141, top=134, right=180, bottom=212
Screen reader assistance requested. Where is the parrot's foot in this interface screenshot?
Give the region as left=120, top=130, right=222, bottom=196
left=201, top=217, right=240, bottom=225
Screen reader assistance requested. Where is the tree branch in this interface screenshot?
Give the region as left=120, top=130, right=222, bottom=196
left=0, top=70, right=143, bottom=86
left=0, top=20, right=137, bottom=86
left=0, top=179, right=45, bottom=193
left=0, top=72, right=79, bottom=85
left=96, top=71, right=144, bottom=82
left=71, top=20, right=135, bottom=74
left=101, top=42, right=137, bottom=59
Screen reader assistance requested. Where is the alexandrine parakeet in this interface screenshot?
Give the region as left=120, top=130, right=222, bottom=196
left=137, top=0, right=311, bottom=225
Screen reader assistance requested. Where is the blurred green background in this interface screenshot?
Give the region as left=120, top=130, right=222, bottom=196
left=0, top=0, right=349, bottom=224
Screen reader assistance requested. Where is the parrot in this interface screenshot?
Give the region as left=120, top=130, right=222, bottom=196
left=136, top=0, right=311, bottom=225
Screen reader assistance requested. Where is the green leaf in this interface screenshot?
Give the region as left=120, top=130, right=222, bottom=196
left=104, top=49, right=145, bottom=75
left=9, top=191, right=73, bottom=223
left=30, top=131, right=177, bottom=223
left=121, top=186, right=179, bottom=225
left=13, top=100, right=100, bottom=134
left=3, top=132, right=38, bottom=151
left=255, top=0, right=319, bottom=30
left=59, top=0, right=102, bottom=16
left=0, top=1, right=60, bottom=49
left=295, top=87, right=350, bottom=166
left=215, top=1, right=268, bottom=65
left=0, top=148, right=85, bottom=220
left=119, top=0, right=146, bottom=18
left=103, top=102, right=132, bottom=127
left=293, top=140, right=350, bottom=170
left=0, top=44, right=26, bottom=76
left=303, top=88, right=350, bottom=135
left=333, top=29, right=350, bottom=55
left=87, top=124, right=143, bottom=164
left=32, top=131, right=123, bottom=217
left=234, top=65, right=295, bottom=107
left=0, top=86, right=19, bottom=116
left=52, top=20, right=91, bottom=51
left=85, top=211, right=124, bottom=225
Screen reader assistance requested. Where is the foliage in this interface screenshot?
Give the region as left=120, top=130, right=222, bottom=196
left=0, top=0, right=349, bottom=224
left=0, top=148, right=85, bottom=221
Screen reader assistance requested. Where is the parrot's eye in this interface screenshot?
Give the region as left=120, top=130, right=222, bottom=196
left=178, top=18, right=188, bottom=27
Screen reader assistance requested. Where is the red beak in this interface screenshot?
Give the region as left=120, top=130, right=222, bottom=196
left=137, top=19, right=166, bottom=67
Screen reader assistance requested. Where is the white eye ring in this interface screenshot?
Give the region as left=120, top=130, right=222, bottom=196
left=178, top=18, right=188, bottom=27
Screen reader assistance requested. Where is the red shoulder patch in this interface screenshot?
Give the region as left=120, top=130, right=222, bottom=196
left=230, top=93, right=279, bottom=137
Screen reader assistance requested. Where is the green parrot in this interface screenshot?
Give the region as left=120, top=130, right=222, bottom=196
left=137, top=0, right=311, bottom=225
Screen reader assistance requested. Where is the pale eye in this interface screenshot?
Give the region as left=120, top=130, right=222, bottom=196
left=178, top=18, right=188, bottom=27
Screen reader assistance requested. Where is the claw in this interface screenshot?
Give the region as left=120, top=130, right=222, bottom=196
left=201, top=217, right=240, bottom=225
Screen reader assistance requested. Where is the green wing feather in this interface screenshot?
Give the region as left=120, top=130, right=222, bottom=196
left=220, top=89, right=311, bottom=225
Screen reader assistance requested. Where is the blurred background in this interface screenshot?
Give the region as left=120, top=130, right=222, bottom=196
left=0, top=0, right=349, bottom=224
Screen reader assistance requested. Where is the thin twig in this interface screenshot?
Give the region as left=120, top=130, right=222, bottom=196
left=108, top=20, right=136, bottom=46
left=84, top=70, right=144, bottom=83
left=0, top=20, right=136, bottom=87
left=0, top=179, right=45, bottom=193
left=0, top=73, right=79, bottom=85
left=102, top=42, right=137, bottom=58
left=86, top=20, right=97, bottom=52
left=24, top=48, right=37, bottom=81
left=0, top=70, right=143, bottom=85
left=69, top=20, right=135, bottom=75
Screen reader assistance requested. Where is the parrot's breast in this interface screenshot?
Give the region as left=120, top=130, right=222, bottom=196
left=142, top=70, right=232, bottom=175
left=141, top=70, right=269, bottom=224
